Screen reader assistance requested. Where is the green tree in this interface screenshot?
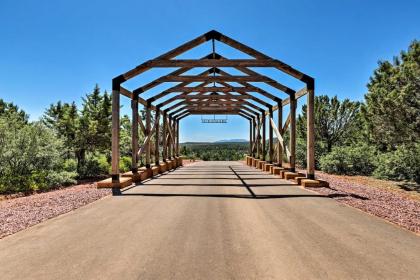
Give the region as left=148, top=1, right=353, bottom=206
left=296, top=95, right=362, bottom=167
left=44, top=101, right=79, bottom=159
left=362, top=40, right=420, bottom=151
left=0, top=113, right=76, bottom=194
left=0, top=98, right=28, bottom=123
left=43, top=84, right=113, bottom=174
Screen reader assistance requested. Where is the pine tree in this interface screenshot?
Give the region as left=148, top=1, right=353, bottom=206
left=362, top=40, right=420, bottom=151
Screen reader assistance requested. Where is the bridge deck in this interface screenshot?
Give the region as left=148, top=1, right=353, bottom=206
left=0, top=161, right=419, bottom=279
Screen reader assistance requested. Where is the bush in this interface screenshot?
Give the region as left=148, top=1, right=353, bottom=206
left=78, top=154, right=110, bottom=178
left=0, top=115, right=76, bottom=194
left=46, top=171, right=78, bottom=188
left=119, top=156, right=132, bottom=172
left=63, top=159, right=78, bottom=173
left=373, top=144, right=420, bottom=183
left=319, top=144, right=377, bottom=175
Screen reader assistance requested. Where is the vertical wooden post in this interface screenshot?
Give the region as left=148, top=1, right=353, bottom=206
left=249, top=119, right=252, bottom=155
left=268, top=107, right=273, bottom=163
left=162, top=112, right=167, bottom=161
left=277, top=101, right=283, bottom=166
left=176, top=119, right=180, bottom=156
left=131, top=93, right=139, bottom=173
left=307, top=79, right=315, bottom=179
left=252, top=117, right=256, bottom=157
left=155, top=110, right=160, bottom=165
left=290, top=94, right=296, bottom=172
left=145, top=103, right=151, bottom=168
left=256, top=116, right=261, bottom=159
left=168, top=117, right=172, bottom=159
left=111, top=82, right=120, bottom=183
left=262, top=113, right=266, bottom=161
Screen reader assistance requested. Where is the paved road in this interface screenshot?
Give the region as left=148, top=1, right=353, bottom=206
left=0, top=161, right=419, bottom=280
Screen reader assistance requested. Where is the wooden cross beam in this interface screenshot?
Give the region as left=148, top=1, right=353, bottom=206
left=189, top=111, right=240, bottom=115
left=115, top=30, right=312, bottom=87
left=216, top=69, right=282, bottom=102
left=216, top=55, right=295, bottom=95
left=183, top=94, right=249, bottom=100
left=165, top=86, right=266, bottom=94
left=146, top=59, right=302, bottom=72
left=135, top=56, right=214, bottom=95
left=157, top=75, right=273, bottom=83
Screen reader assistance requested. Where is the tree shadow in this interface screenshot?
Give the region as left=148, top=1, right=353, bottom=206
left=397, top=182, right=420, bottom=193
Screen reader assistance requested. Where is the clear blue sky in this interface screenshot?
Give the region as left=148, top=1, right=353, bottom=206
left=0, top=0, right=418, bottom=142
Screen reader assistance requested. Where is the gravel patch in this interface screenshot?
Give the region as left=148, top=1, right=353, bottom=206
left=307, top=172, right=420, bottom=234
left=0, top=183, right=110, bottom=239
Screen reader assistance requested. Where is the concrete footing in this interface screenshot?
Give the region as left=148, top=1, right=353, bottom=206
left=258, top=161, right=266, bottom=169
left=96, top=177, right=132, bottom=189
left=264, top=163, right=273, bottom=172
left=301, top=179, right=329, bottom=188
left=241, top=157, right=330, bottom=189
left=284, top=172, right=305, bottom=180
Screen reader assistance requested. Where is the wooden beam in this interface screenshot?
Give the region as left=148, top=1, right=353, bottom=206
left=216, top=69, right=281, bottom=102
left=155, top=79, right=270, bottom=111
left=157, top=75, right=273, bottom=83
left=177, top=113, right=190, bottom=121
left=217, top=81, right=272, bottom=108
left=136, top=57, right=213, bottom=95
left=269, top=117, right=291, bottom=159
left=176, top=120, right=179, bottom=156
left=183, top=94, right=248, bottom=100
left=262, top=113, right=266, bottom=160
left=252, top=117, right=256, bottom=157
left=148, top=73, right=212, bottom=103
left=145, top=104, right=151, bottom=167
left=111, top=89, right=120, bottom=179
left=166, top=86, right=265, bottom=94
left=282, top=113, right=291, bottom=134
left=216, top=32, right=311, bottom=81
left=264, top=87, right=307, bottom=116
left=162, top=112, right=167, bottom=161
left=155, top=110, right=160, bottom=165
left=281, top=87, right=307, bottom=106
left=120, top=86, right=160, bottom=111
left=256, top=117, right=261, bottom=159
left=277, top=101, right=283, bottom=165
left=119, top=32, right=210, bottom=81
left=148, top=59, right=283, bottom=68
left=189, top=110, right=240, bottom=115
left=268, top=107, right=273, bottom=163
left=174, top=110, right=190, bottom=120
left=138, top=118, right=146, bottom=136
left=131, top=94, right=139, bottom=171
left=290, top=94, right=296, bottom=171
left=238, top=110, right=255, bottom=119
left=307, top=79, right=315, bottom=179
left=215, top=56, right=295, bottom=95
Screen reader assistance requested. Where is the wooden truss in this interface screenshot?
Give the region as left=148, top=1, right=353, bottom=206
left=111, top=30, right=316, bottom=183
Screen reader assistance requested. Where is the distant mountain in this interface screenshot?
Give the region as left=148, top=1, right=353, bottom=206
left=214, top=139, right=248, bottom=143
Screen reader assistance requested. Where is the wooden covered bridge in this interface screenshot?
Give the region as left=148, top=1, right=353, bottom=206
left=97, top=30, right=326, bottom=194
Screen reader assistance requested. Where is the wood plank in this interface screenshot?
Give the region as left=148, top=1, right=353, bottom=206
left=111, top=89, right=120, bottom=176
left=131, top=95, right=139, bottom=170
left=269, top=117, right=291, bottom=159
left=217, top=32, right=311, bottom=81
left=158, top=75, right=273, bottom=83
left=307, top=80, right=315, bottom=179
left=121, top=33, right=209, bottom=80
left=148, top=59, right=285, bottom=68
left=290, top=95, right=296, bottom=171
left=166, top=86, right=264, bottom=94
